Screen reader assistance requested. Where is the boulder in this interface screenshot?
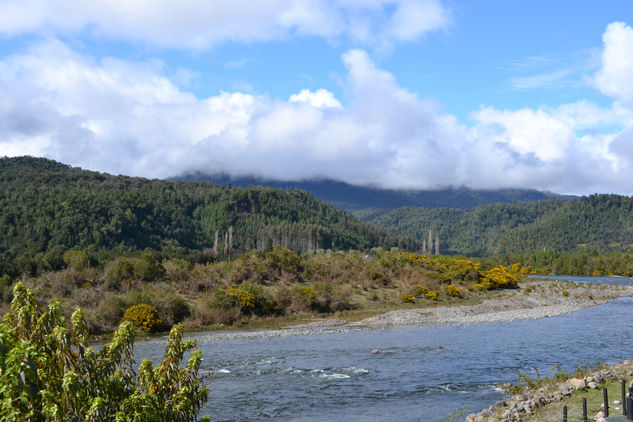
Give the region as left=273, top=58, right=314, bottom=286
left=568, top=378, right=586, bottom=390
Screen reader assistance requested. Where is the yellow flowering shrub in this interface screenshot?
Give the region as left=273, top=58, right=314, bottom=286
left=401, top=293, right=416, bottom=303
left=411, top=284, right=429, bottom=296
left=123, top=303, right=162, bottom=332
left=481, top=265, right=520, bottom=289
left=226, top=287, right=256, bottom=311
left=446, top=285, right=461, bottom=297
left=425, top=290, right=439, bottom=301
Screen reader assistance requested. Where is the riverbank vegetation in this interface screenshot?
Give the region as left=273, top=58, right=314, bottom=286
left=3, top=248, right=524, bottom=335
left=493, top=249, right=633, bottom=277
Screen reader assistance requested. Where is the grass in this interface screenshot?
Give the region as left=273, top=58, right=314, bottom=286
left=483, top=360, right=633, bottom=421
left=520, top=378, right=625, bottom=421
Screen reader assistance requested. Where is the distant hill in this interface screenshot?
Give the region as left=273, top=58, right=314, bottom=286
left=0, top=157, right=417, bottom=277
left=364, top=195, right=633, bottom=256
left=172, top=172, right=576, bottom=212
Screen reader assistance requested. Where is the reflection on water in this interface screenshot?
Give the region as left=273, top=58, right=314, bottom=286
left=133, top=276, right=633, bottom=421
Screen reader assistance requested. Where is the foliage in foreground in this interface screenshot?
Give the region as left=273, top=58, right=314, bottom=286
left=0, top=283, right=209, bottom=421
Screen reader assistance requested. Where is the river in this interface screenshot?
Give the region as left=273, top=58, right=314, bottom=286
left=133, top=276, right=633, bottom=421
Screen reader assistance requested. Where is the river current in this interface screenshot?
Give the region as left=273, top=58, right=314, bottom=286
left=133, top=276, right=633, bottom=421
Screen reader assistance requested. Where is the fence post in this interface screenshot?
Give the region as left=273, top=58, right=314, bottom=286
left=604, top=387, right=609, bottom=417
left=562, top=404, right=567, bottom=422
left=626, top=387, right=633, bottom=421
left=623, top=379, right=627, bottom=416
left=583, top=397, right=588, bottom=422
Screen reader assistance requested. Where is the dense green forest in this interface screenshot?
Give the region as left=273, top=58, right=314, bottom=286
left=365, top=195, right=633, bottom=256
left=174, top=172, right=575, bottom=211
left=0, top=156, right=417, bottom=277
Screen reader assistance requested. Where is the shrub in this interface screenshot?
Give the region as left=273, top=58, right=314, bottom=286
left=123, top=303, right=162, bottom=332
left=295, top=285, right=318, bottom=309
left=62, top=249, right=90, bottom=270
left=425, top=290, right=439, bottom=301
left=401, top=293, right=416, bottom=303
left=446, top=285, right=461, bottom=298
left=481, top=265, right=520, bottom=290
left=411, top=284, right=429, bottom=296
left=0, top=282, right=209, bottom=421
left=562, top=290, right=570, bottom=297
left=226, top=288, right=257, bottom=312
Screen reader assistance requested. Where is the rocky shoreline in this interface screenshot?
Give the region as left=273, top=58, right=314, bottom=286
left=466, top=361, right=633, bottom=421
left=183, top=279, right=633, bottom=343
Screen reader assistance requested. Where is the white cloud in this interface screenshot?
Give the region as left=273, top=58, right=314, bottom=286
left=0, top=0, right=450, bottom=49
left=471, top=107, right=575, bottom=162
left=4, top=19, right=633, bottom=195
left=594, top=21, right=633, bottom=105
left=289, top=89, right=342, bottom=108
left=509, top=69, right=575, bottom=91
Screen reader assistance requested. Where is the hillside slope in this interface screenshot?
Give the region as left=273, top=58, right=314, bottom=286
left=365, top=195, right=633, bottom=256
left=0, top=156, right=417, bottom=276
left=172, top=172, right=575, bottom=211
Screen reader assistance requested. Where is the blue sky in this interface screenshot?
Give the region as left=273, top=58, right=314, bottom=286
left=1, top=0, right=633, bottom=194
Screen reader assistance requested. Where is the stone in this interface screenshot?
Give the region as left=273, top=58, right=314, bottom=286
left=588, top=381, right=599, bottom=389
left=371, top=349, right=379, bottom=354
left=586, top=376, right=594, bottom=383
left=568, top=378, right=586, bottom=390
left=559, top=384, right=573, bottom=396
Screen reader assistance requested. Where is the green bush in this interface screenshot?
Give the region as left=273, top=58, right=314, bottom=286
left=123, top=303, right=162, bottom=332
left=62, top=249, right=90, bottom=270
left=0, top=282, right=209, bottom=421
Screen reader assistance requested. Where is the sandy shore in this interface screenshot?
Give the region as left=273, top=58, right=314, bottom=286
left=187, top=279, right=633, bottom=343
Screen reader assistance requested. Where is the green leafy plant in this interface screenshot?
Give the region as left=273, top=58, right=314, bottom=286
left=0, top=282, right=209, bottom=421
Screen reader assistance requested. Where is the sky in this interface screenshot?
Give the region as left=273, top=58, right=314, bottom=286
left=1, top=1, right=633, bottom=195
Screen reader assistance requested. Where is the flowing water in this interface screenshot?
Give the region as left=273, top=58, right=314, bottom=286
left=133, top=276, right=633, bottom=421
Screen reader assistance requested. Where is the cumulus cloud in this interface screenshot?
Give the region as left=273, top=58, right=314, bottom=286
left=289, top=89, right=342, bottom=108
left=593, top=21, right=633, bottom=105
left=3, top=19, right=633, bottom=195
left=0, top=0, right=450, bottom=49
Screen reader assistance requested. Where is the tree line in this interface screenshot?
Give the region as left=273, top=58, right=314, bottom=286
left=365, top=194, right=633, bottom=256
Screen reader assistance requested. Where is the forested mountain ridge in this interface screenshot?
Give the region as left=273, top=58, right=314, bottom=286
left=172, top=172, right=576, bottom=212
left=0, top=156, right=417, bottom=277
left=365, top=194, right=633, bottom=256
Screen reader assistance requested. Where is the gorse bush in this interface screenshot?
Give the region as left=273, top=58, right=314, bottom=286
left=123, top=303, right=162, bottom=332
left=446, top=285, right=461, bottom=298
left=401, top=293, right=415, bottom=303
left=0, top=283, right=209, bottom=421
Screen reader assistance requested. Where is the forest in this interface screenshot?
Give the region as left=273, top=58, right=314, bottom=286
left=365, top=195, right=633, bottom=256
left=0, top=156, right=417, bottom=278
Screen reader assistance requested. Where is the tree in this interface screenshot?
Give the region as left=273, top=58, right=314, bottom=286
left=0, top=282, right=210, bottom=421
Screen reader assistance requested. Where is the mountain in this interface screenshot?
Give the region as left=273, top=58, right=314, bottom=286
left=364, top=195, right=633, bottom=256
left=0, top=156, right=417, bottom=277
left=172, top=172, right=576, bottom=212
